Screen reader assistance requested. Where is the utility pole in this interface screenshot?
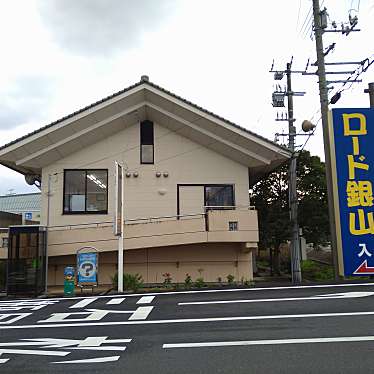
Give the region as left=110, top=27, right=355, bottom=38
left=312, top=0, right=340, bottom=279
left=364, top=82, right=374, bottom=107
left=286, top=63, right=302, bottom=284
left=271, top=60, right=306, bottom=283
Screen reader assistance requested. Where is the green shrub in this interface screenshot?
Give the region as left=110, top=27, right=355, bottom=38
left=226, top=274, right=235, bottom=284
left=111, top=272, right=143, bottom=291
left=184, top=273, right=193, bottom=289
left=162, top=272, right=172, bottom=288
left=195, top=277, right=205, bottom=288
left=301, top=260, right=334, bottom=281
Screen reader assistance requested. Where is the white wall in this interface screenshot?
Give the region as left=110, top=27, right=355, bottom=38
left=41, top=121, right=250, bottom=228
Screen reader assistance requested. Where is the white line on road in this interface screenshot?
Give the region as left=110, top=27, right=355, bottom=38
left=52, top=355, right=121, bottom=364
left=137, top=296, right=155, bottom=304
left=163, top=335, right=374, bottom=349
left=69, top=298, right=98, bottom=309
left=0, top=349, right=69, bottom=356
left=178, top=291, right=374, bottom=306
left=2, top=310, right=374, bottom=330
left=6, top=282, right=374, bottom=303
left=106, top=298, right=126, bottom=305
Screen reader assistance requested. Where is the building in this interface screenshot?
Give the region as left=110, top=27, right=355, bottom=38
left=0, top=76, right=290, bottom=287
left=0, top=193, right=41, bottom=223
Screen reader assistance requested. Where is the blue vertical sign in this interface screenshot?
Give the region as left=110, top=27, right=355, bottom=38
left=77, top=252, right=98, bottom=284
left=331, top=108, right=374, bottom=276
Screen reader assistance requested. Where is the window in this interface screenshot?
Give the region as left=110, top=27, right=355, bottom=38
left=140, top=120, right=154, bottom=164
left=229, top=221, right=238, bottom=231
left=63, top=170, right=108, bottom=214
left=205, top=185, right=234, bottom=209
left=1, top=237, right=8, bottom=248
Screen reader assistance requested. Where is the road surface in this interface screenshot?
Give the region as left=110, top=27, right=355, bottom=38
left=1, top=282, right=374, bottom=373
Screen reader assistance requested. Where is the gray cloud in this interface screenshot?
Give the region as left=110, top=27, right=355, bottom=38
left=0, top=76, right=55, bottom=129
left=37, top=0, right=176, bottom=56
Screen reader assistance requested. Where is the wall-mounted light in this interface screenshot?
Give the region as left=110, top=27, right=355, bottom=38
left=133, top=172, right=139, bottom=178
left=155, top=172, right=161, bottom=178
left=163, top=172, right=169, bottom=178
left=125, top=172, right=131, bottom=178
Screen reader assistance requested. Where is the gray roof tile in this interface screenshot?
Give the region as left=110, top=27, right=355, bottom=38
left=0, top=193, right=41, bottom=213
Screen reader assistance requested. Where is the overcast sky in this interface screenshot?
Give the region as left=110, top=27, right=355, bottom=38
left=0, top=0, right=373, bottom=195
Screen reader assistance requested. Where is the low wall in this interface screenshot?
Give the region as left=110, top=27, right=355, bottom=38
left=48, top=242, right=253, bottom=286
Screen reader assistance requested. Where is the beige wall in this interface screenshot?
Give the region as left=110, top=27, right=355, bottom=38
left=48, top=243, right=253, bottom=286
left=41, top=121, right=250, bottom=228
left=40, top=119, right=256, bottom=287
left=46, top=209, right=258, bottom=256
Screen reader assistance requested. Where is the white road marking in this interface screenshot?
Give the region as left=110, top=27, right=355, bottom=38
left=38, top=307, right=154, bottom=323
left=178, top=291, right=374, bottom=306
left=0, top=313, right=32, bottom=325
left=2, top=310, right=374, bottom=330
left=0, top=349, right=69, bottom=356
left=52, top=355, right=121, bottom=364
left=163, top=335, right=374, bottom=349
left=128, top=306, right=154, bottom=320
left=137, top=296, right=155, bottom=304
left=0, top=359, right=10, bottom=364
left=107, top=298, right=126, bottom=305
left=69, top=298, right=97, bottom=309
left=6, top=282, right=374, bottom=303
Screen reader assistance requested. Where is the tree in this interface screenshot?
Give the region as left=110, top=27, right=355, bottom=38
left=251, top=150, right=330, bottom=273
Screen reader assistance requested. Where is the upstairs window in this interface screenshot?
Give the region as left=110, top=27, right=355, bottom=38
left=140, top=120, right=154, bottom=164
left=63, top=170, right=108, bottom=214
left=205, top=185, right=235, bottom=209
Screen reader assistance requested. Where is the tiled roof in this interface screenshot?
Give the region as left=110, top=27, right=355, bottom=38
left=0, top=193, right=41, bottom=213
left=0, top=78, right=290, bottom=154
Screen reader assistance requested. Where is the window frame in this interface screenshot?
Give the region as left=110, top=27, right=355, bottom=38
left=63, top=169, right=109, bottom=215
left=176, top=184, right=235, bottom=217
left=204, top=184, right=235, bottom=210
left=140, top=120, right=154, bottom=164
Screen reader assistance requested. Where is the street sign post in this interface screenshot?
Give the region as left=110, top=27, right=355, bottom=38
left=330, top=108, right=374, bottom=276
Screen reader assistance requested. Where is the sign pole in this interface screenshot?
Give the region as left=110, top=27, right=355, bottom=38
left=115, top=162, right=124, bottom=293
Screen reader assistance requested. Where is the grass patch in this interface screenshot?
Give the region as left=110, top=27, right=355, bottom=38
left=301, top=260, right=334, bottom=281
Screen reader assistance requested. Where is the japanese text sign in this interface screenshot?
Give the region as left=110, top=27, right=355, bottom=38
left=331, top=108, right=374, bottom=276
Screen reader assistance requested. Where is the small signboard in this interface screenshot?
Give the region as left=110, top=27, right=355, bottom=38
left=330, top=108, right=374, bottom=276
left=24, top=212, right=32, bottom=221
left=77, top=250, right=98, bottom=286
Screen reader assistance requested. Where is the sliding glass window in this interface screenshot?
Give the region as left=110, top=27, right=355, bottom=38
left=63, top=170, right=108, bottom=214
left=204, top=185, right=234, bottom=209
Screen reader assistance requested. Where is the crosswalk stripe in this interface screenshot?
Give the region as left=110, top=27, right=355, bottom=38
left=106, top=298, right=126, bottom=305
left=69, top=298, right=97, bottom=309
left=137, top=296, right=155, bottom=304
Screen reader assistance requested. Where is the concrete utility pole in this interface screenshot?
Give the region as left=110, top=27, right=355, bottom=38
left=312, top=0, right=340, bottom=279
left=286, top=63, right=302, bottom=284
left=364, top=82, right=374, bottom=107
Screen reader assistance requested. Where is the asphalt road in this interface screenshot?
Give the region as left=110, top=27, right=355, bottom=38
left=2, top=282, right=374, bottom=373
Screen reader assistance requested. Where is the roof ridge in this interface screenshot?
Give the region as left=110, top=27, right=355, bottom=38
left=0, top=78, right=290, bottom=154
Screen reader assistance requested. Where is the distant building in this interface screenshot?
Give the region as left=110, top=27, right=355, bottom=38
left=0, top=193, right=41, bottom=223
